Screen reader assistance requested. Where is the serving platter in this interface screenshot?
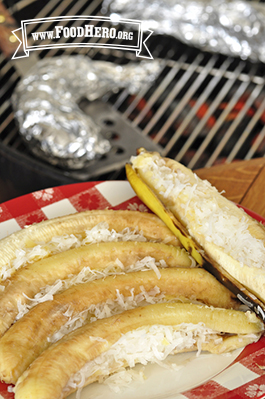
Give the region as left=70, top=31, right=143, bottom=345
left=0, top=180, right=265, bottom=399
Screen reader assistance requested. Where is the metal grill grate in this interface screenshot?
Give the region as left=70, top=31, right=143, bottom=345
left=1, top=0, right=265, bottom=191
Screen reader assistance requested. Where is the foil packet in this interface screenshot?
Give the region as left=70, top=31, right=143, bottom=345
left=103, top=0, right=265, bottom=63
left=13, top=55, right=161, bottom=169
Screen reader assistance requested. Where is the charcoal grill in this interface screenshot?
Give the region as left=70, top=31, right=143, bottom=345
left=1, top=0, right=265, bottom=202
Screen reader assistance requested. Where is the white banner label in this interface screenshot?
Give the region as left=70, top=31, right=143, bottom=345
left=12, top=16, right=153, bottom=59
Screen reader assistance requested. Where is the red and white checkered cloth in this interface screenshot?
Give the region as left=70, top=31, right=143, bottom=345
left=0, top=181, right=264, bottom=399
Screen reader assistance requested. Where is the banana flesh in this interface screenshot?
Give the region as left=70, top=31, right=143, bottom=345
left=0, top=171, right=262, bottom=397
left=0, top=241, right=191, bottom=337
left=128, top=149, right=265, bottom=314
left=0, top=267, right=238, bottom=384
left=0, top=209, right=180, bottom=279
left=14, top=302, right=263, bottom=399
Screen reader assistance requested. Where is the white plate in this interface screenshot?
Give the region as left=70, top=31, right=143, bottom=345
left=67, top=350, right=243, bottom=399
left=0, top=180, right=264, bottom=399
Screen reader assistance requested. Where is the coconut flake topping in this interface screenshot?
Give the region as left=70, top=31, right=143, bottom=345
left=48, top=286, right=165, bottom=344
left=1, top=222, right=147, bottom=281
left=132, top=154, right=265, bottom=270
left=16, top=256, right=167, bottom=321
left=66, top=323, right=221, bottom=396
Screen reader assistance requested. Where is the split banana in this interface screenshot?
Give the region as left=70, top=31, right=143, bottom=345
left=0, top=267, right=238, bottom=384
left=126, top=162, right=203, bottom=265
left=0, top=209, right=181, bottom=280
left=127, top=149, right=265, bottom=317
left=14, top=302, right=263, bottom=399
left=1, top=159, right=263, bottom=398
left=0, top=241, right=191, bottom=337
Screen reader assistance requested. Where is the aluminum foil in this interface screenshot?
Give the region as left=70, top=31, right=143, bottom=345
left=103, top=0, right=265, bottom=63
left=13, top=56, right=161, bottom=169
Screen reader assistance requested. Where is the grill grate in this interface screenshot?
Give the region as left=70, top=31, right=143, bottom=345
left=1, top=0, right=265, bottom=189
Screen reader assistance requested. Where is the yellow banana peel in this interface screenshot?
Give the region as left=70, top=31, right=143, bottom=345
left=0, top=267, right=238, bottom=384
left=127, top=148, right=265, bottom=320
left=14, top=302, right=263, bottom=399
left=0, top=151, right=264, bottom=399
left=0, top=241, right=192, bottom=338
left=126, top=163, right=203, bottom=265
left=0, top=209, right=181, bottom=280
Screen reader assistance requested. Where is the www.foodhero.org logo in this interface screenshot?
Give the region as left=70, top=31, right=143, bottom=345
left=12, top=16, right=153, bottom=59
left=32, top=25, right=134, bottom=41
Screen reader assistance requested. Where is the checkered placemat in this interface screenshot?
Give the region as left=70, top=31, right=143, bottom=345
left=0, top=181, right=264, bottom=399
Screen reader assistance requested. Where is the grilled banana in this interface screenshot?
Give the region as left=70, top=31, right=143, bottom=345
left=0, top=241, right=191, bottom=337
left=14, top=302, right=263, bottom=399
left=0, top=267, right=238, bottom=384
left=0, top=209, right=181, bottom=280
left=127, top=149, right=265, bottom=313
left=126, top=163, right=203, bottom=264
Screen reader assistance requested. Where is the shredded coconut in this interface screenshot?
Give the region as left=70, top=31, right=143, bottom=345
left=103, top=368, right=146, bottom=393
left=66, top=323, right=221, bottom=395
left=15, top=257, right=167, bottom=321
left=48, top=286, right=165, bottom=344
left=132, top=154, right=265, bottom=270
left=1, top=222, right=147, bottom=281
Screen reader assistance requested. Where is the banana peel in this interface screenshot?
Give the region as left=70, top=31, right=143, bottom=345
left=0, top=241, right=193, bottom=338
left=126, top=148, right=265, bottom=321
left=0, top=159, right=263, bottom=398
left=0, top=267, right=238, bottom=384
left=0, top=209, right=181, bottom=280
left=126, top=163, right=203, bottom=265
left=14, top=302, right=263, bottom=399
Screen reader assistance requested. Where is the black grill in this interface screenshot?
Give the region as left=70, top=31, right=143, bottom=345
left=1, top=0, right=265, bottom=201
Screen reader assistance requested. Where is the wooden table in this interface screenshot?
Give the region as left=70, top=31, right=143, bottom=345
left=195, top=158, right=265, bottom=219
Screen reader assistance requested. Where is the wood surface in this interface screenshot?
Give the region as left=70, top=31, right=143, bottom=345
left=195, top=158, right=265, bottom=219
